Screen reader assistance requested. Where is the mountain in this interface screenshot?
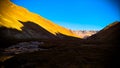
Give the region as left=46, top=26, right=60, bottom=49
left=0, top=0, right=81, bottom=47
left=72, top=30, right=98, bottom=38
left=87, top=21, right=120, bottom=43
left=0, top=0, right=78, bottom=37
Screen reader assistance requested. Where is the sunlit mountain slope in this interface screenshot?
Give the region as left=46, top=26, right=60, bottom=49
left=0, top=0, right=78, bottom=37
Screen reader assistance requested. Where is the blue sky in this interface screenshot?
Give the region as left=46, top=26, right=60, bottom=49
left=11, top=0, right=120, bottom=30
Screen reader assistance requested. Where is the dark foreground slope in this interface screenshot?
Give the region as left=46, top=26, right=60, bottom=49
left=87, top=22, right=120, bottom=43
left=2, top=44, right=120, bottom=68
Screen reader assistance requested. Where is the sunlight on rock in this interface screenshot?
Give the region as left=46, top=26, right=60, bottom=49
left=0, top=0, right=79, bottom=37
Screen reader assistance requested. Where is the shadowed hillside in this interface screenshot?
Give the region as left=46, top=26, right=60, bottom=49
left=0, top=21, right=81, bottom=48
left=87, top=22, right=120, bottom=43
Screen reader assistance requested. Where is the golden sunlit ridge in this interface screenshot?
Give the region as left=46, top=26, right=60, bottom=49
left=0, top=0, right=79, bottom=37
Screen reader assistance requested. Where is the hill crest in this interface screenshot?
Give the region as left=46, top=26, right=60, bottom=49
left=0, top=0, right=78, bottom=37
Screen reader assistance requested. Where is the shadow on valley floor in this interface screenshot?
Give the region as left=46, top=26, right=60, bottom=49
left=1, top=44, right=120, bottom=68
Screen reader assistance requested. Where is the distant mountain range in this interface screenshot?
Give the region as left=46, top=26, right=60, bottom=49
left=72, top=30, right=98, bottom=38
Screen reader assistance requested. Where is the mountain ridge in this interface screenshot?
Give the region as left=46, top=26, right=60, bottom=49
left=0, top=0, right=78, bottom=37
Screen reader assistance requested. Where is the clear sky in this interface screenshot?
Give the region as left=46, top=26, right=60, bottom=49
left=11, top=0, right=120, bottom=30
